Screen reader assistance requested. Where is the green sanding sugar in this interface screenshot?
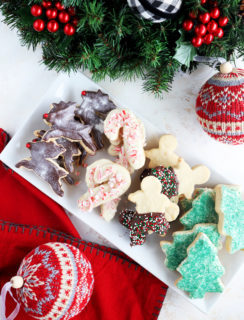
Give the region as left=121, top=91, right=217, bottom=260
left=216, top=185, right=244, bottom=253
left=180, top=189, right=218, bottom=230
left=161, top=223, right=221, bottom=270
left=179, top=188, right=205, bottom=214
left=176, top=233, right=225, bottom=299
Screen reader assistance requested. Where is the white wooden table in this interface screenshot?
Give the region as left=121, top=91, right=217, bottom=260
left=0, top=14, right=243, bottom=319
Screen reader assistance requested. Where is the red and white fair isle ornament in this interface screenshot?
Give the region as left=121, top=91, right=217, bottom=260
left=0, top=242, right=94, bottom=320
left=196, top=62, right=244, bottom=145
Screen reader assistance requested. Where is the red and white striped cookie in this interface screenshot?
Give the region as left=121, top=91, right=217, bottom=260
left=78, top=159, right=131, bottom=221
left=104, top=109, right=146, bottom=173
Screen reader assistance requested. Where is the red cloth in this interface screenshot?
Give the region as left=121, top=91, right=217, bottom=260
left=0, top=128, right=167, bottom=320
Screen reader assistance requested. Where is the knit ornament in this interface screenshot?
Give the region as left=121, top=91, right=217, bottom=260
left=1, top=242, right=94, bottom=320
left=196, top=64, right=244, bottom=145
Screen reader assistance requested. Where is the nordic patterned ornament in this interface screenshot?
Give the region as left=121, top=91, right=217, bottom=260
left=0, top=242, right=94, bottom=320
left=127, top=0, right=182, bottom=23
left=196, top=63, right=244, bottom=145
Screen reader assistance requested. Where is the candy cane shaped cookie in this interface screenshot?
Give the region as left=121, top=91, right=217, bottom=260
left=104, top=109, right=146, bottom=172
left=78, top=159, right=131, bottom=221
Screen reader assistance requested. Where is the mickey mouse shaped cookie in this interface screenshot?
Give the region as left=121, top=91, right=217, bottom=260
left=145, top=135, right=179, bottom=168
left=120, top=176, right=179, bottom=246
left=128, top=176, right=179, bottom=222
left=173, top=158, right=210, bottom=199
left=145, top=135, right=210, bottom=199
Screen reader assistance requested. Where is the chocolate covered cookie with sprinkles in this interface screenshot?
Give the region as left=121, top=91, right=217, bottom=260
left=119, top=209, right=170, bottom=246
left=140, top=166, right=178, bottom=198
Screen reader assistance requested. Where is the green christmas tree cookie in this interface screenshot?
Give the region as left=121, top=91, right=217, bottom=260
left=215, top=184, right=244, bottom=253
left=161, top=223, right=221, bottom=270
left=179, top=188, right=205, bottom=214
left=176, top=233, right=225, bottom=299
left=180, top=189, right=218, bottom=230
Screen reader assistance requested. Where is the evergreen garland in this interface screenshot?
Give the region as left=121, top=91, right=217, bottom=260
left=0, top=0, right=243, bottom=96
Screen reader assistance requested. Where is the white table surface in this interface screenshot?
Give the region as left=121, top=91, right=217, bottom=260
left=0, top=14, right=244, bottom=319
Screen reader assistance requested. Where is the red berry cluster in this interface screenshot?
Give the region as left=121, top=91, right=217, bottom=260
left=182, top=0, right=228, bottom=47
left=31, top=1, right=78, bottom=36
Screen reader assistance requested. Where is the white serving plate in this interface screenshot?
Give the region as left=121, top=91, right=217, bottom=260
left=0, top=73, right=243, bottom=314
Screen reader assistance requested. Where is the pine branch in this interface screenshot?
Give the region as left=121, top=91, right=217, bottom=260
left=1, top=0, right=242, bottom=97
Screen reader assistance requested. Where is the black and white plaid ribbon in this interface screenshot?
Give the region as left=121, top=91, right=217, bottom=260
left=127, top=0, right=182, bottom=23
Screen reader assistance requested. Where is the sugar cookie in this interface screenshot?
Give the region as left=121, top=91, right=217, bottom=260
left=42, top=101, right=97, bottom=154
left=119, top=209, right=170, bottom=246
left=175, top=233, right=225, bottom=299
left=128, top=176, right=179, bottom=222
left=180, top=188, right=218, bottom=230
left=140, top=166, right=178, bottom=198
left=173, top=158, right=210, bottom=199
left=78, top=159, right=131, bottom=221
left=145, top=134, right=179, bottom=168
left=104, top=109, right=145, bottom=173
left=215, top=184, right=244, bottom=253
left=161, top=223, right=221, bottom=270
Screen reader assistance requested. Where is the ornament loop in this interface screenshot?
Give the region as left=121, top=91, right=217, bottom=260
left=193, top=56, right=226, bottom=69
left=0, top=282, right=20, bottom=320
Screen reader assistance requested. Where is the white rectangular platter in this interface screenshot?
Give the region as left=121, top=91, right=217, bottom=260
left=1, top=73, right=243, bottom=313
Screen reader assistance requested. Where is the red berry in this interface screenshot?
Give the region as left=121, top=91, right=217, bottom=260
left=199, top=12, right=211, bottom=24
left=30, top=5, right=42, bottom=17
left=195, top=24, right=207, bottom=37
left=203, top=33, right=214, bottom=44
left=208, top=1, right=218, bottom=7
left=218, top=16, right=229, bottom=27
left=191, top=36, right=203, bottom=47
left=81, top=91, right=87, bottom=96
left=207, top=20, right=218, bottom=33
left=214, top=27, right=224, bottom=38
left=58, top=11, right=70, bottom=24
left=47, top=20, right=59, bottom=33
left=72, top=18, right=79, bottom=27
left=201, top=0, right=207, bottom=4
left=182, top=19, right=194, bottom=31
left=33, top=19, right=45, bottom=32
left=55, top=2, right=65, bottom=10
left=68, top=7, right=76, bottom=16
left=46, top=8, right=58, bottom=20
left=189, top=11, right=197, bottom=19
left=63, top=23, right=76, bottom=36
left=26, top=143, right=31, bottom=149
left=210, top=8, right=220, bottom=19
left=43, top=113, right=49, bottom=119
left=42, top=1, right=52, bottom=8
left=32, top=139, right=38, bottom=142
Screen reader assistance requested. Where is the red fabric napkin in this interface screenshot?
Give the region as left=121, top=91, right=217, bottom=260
left=0, top=128, right=167, bottom=320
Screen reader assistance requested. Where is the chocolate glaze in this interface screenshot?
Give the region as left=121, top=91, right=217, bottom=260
left=42, top=101, right=97, bottom=154
left=75, top=90, right=116, bottom=125
left=16, top=141, right=67, bottom=196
